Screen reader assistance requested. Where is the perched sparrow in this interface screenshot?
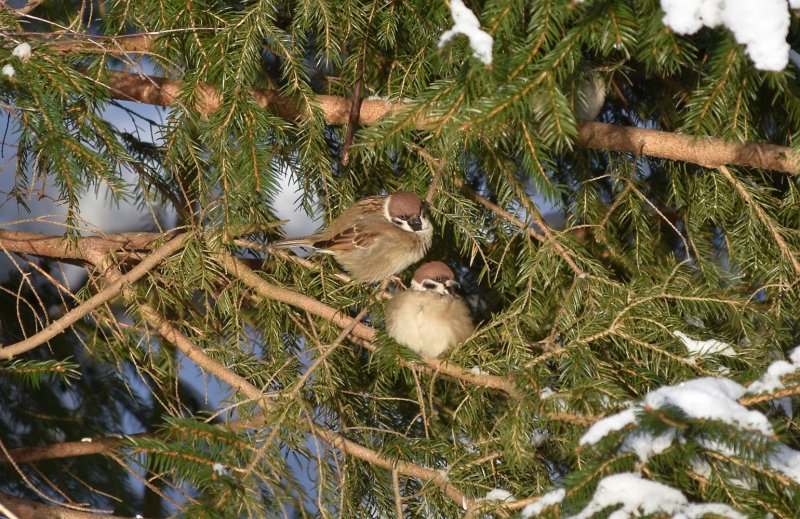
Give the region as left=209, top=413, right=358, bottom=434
left=273, top=191, right=433, bottom=282
left=385, top=261, right=474, bottom=358
left=574, top=65, right=606, bottom=122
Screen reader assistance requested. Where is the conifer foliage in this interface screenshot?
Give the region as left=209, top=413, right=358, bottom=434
left=1, top=0, right=800, bottom=517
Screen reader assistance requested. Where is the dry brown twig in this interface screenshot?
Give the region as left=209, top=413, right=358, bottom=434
left=0, top=233, right=189, bottom=360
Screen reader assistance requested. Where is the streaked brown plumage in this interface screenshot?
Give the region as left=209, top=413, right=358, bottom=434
left=385, top=261, right=474, bottom=358
left=273, top=192, right=433, bottom=282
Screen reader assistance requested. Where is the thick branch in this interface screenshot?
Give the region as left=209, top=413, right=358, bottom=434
left=577, top=122, right=799, bottom=174
left=0, top=492, right=128, bottom=519
left=100, top=70, right=800, bottom=174
left=0, top=436, right=130, bottom=464
left=104, top=70, right=396, bottom=126
left=0, top=230, right=161, bottom=261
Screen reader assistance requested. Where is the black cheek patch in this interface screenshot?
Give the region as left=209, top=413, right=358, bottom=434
left=422, top=281, right=439, bottom=291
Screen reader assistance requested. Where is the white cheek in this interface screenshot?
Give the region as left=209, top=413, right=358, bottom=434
left=421, top=216, right=431, bottom=231
left=398, top=221, right=414, bottom=232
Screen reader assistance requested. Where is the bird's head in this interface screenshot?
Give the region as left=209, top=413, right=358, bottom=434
left=384, top=191, right=430, bottom=233
left=410, top=261, right=459, bottom=297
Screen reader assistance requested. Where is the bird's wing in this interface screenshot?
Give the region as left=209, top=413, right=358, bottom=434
left=312, top=224, right=378, bottom=251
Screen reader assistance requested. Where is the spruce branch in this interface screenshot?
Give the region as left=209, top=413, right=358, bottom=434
left=0, top=229, right=518, bottom=395
left=0, top=232, right=190, bottom=360
left=739, top=384, right=800, bottom=406
left=717, top=165, right=800, bottom=276
left=216, top=252, right=520, bottom=396
left=99, top=71, right=800, bottom=174
left=89, top=252, right=477, bottom=511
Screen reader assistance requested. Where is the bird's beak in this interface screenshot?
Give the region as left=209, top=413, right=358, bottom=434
left=408, top=217, right=423, bottom=231
left=445, top=280, right=459, bottom=297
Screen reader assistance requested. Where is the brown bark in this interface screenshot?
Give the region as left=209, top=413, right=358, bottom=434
left=99, top=70, right=800, bottom=174
left=104, top=70, right=397, bottom=126
left=0, top=230, right=161, bottom=261
left=0, top=491, right=129, bottom=519
left=577, top=122, right=799, bottom=174
left=1, top=437, right=127, bottom=464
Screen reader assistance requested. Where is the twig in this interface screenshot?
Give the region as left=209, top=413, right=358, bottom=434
left=217, top=252, right=520, bottom=396
left=289, top=307, right=370, bottom=396
left=497, top=168, right=586, bottom=277
left=216, top=252, right=376, bottom=341
left=0, top=233, right=189, bottom=360
left=391, top=469, right=404, bottom=518
left=341, top=49, right=366, bottom=166
left=414, top=146, right=446, bottom=204
left=457, top=181, right=545, bottom=242
left=0, top=502, right=17, bottom=519
left=718, top=165, right=800, bottom=276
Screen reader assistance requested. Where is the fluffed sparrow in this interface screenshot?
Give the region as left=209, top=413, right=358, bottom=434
left=385, top=261, right=474, bottom=358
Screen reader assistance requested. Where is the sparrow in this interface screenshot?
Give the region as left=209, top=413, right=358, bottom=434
left=574, top=64, right=606, bottom=122
left=272, top=191, right=433, bottom=283
left=384, top=261, right=474, bottom=358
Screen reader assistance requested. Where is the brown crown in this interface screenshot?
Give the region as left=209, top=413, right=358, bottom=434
left=387, top=191, right=422, bottom=217
left=412, top=261, right=455, bottom=284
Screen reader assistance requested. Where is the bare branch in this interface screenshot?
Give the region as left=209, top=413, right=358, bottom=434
left=579, top=122, right=799, bottom=174
left=103, top=70, right=397, bottom=126
left=0, top=491, right=129, bottom=519
left=0, top=436, right=138, bottom=464
left=0, top=233, right=189, bottom=360
left=0, top=230, right=161, bottom=261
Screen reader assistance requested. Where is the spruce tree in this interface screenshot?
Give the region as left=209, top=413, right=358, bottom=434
left=1, top=0, right=800, bottom=517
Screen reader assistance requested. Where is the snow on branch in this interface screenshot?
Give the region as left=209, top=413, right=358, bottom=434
left=573, top=349, right=800, bottom=509
left=673, top=330, right=736, bottom=359
left=661, top=0, right=793, bottom=71
left=746, top=346, right=800, bottom=395
left=438, top=0, right=493, bottom=65
left=565, top=473, right=746, bottom=519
